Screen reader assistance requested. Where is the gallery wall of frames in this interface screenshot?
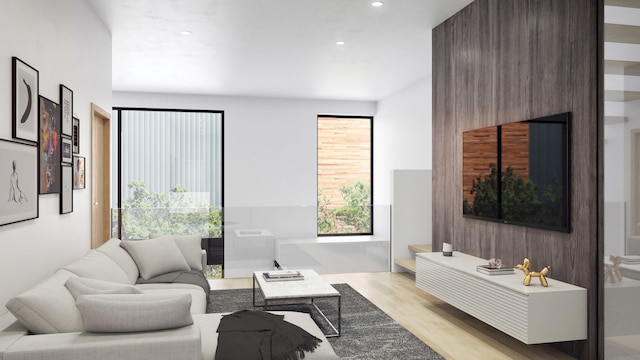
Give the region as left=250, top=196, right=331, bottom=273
left=1, top=56, right=86, bottom=227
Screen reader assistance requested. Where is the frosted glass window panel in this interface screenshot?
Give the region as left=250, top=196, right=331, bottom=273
left=117, top=109, right=223, bottom=240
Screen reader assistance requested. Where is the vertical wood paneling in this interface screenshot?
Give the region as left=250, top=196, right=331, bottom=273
left=317, top=117, right=371, bottom=210
left=432, top=0, right=601, bottom=358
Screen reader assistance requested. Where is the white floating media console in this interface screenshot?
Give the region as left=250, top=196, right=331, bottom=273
left=416, top=252, right=587, bottom=344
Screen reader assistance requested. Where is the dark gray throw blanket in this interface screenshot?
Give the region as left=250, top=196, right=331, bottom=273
left=136, top=270, right=211, bottom=294
left=215, top=310, right=322, bottom=360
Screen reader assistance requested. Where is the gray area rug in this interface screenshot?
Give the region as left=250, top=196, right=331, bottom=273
left=208, top=283, right=444, bottom=360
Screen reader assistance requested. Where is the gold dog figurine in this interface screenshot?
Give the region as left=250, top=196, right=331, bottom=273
left=516, top=258, right=551, bottom=287
left=604, top=255, right=622, bottom=283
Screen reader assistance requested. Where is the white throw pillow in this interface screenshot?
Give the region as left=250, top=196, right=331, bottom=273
left=5, top=270, right=84, bottom=334
left=150, top=234, right=203, bottom=271
left=76, top=294, right=193, bottom=333
left=65, top=277, right=142, bottom=300
left=120, top=237, right=190, bottom=280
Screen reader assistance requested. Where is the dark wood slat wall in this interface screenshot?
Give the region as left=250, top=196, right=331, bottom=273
left=432, top=0, right=602, bottom=358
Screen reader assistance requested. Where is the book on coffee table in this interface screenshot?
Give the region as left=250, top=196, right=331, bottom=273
left=265, top=270, right=302, bottom=278
left=263, top=271, right=304, bottom=282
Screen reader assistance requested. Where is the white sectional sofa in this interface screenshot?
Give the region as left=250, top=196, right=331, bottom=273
left=0, top=236, right=339, bottom=360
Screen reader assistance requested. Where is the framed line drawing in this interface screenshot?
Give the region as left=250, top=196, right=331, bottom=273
left=72, top=117, right=80, bottom=154
left=60, top=84, right=73, bottom=137
left=12, top=57, right=39, bottom=143
left=0, top=139, right=39, bottom=226
left=39, top=96, right=61, bottom=194
left=73, top=156, right=85, bottom=189
left=61, top=164, right=73, bottom=214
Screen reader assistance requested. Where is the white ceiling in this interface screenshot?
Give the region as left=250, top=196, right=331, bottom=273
left=88, top=0, right=474, bottom=101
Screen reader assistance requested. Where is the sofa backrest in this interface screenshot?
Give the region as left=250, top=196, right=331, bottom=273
left=95, top=238, right=140, bottom=283
left=62, top=249, right=132, bottom=284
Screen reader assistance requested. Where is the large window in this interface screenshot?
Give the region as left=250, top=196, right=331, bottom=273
left=317, top=115, right=373, bottom=235
left=113, top=108, right=223, bottom=276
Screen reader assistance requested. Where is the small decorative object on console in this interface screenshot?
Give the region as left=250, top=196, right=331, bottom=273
left=488, top=258, right=502, bottom=268
left=516, top=258, right=550, bottom=287
left=442, top=242, right=452, bottom=256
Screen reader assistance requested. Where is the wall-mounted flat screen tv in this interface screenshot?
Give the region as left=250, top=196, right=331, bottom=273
left=462, top=112, right=570, bottom=233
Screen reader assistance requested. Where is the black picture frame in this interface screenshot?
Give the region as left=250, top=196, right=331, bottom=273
left=12, top=57, right=39, bottom=143
left=60, top=84, right=73, bottom=137
left=39, top=96, right=61, bottom=194
left=0, top=139, right=39, bottom=226
left=61, top=164, right=73, bottom=214
left=72, top=117, right=80, bottom=154
left=61, top=136, right=72, bottom=164
left=73, top=156, right=85, bottom=189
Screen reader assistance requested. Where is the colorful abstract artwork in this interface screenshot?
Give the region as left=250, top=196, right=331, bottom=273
left=73, top=156, right=85, bottom=189
left=39, top=96, right=61, bottom=194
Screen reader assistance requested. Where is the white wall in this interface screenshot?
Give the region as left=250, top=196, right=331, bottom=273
left=391, top=169, right=432, bottom=271
left=0, top=0, right=112, bottom=317
left=112, top=92, right=377, bottom=208
left=374, top=78, right=432, bottom=205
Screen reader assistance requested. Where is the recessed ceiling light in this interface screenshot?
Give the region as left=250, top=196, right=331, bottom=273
left=180, top=30, right=191, bottom=36
left=336, top=41, right=345, bottom=45
left=371, top=1, right=384, bottom=7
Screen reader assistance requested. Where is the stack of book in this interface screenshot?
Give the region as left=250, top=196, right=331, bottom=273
left=262, top=270, right=304, bottom=282
left=476, top=265, right=515, bottom=275
left=620, top=255, right=640, bottom=265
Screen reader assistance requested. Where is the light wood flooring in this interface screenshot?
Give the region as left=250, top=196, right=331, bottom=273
left=209, top=271, right=575, bottom=360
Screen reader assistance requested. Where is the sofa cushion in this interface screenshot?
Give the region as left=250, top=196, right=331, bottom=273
left=95, top=238, right=140, bottom=284
left=120, top=237, right=190, bottom=280
left=136, top=285, right=207, bottom=314
left=65, top=277, right=142, bottom=300
left=150, top=234, right=203, bottom=271
left=5, top=270, right=84, bottom=334
left=76, top=294, right=193, bottom=333
left=63, top=250, right=131, bottom=284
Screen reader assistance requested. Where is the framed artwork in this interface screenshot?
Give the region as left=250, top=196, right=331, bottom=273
left=73, top=156, right=85, bottom=189
left=60, top=164, right=73, bottom=214
left=72, top=117, right=80, bottom=154
left=39, top=96, right=61, bottom=194
left=60, top=85, right=73, bottom=137
left=12, top=57, right=39, bottom=143
left=61, top=136, right=72, bottom=164
left=0, top=139, right=39, bottom=226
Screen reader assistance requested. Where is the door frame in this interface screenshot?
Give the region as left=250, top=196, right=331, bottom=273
left=90, top=103, right=111, bottom=249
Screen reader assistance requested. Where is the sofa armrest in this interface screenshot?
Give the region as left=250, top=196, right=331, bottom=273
left=201, top=249, right=207, bottom=275
left=2, top=325, right=201, bottom=360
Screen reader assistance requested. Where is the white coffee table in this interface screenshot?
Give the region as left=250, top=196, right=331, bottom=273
left=252, top=269, right=341, bottom=337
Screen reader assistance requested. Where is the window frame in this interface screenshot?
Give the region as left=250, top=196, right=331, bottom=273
left=113, top=107, right=225, bottom=266
left=317, top=114, right=374, bottom=237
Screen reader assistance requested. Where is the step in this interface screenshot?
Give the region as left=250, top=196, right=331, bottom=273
left=606, top=0, right=640, bottom=9
left=408, top=244, right=432, bottom=253
left=394, top=258, right=416, bottom=273
left=605, top=116, right=629, bottom=124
